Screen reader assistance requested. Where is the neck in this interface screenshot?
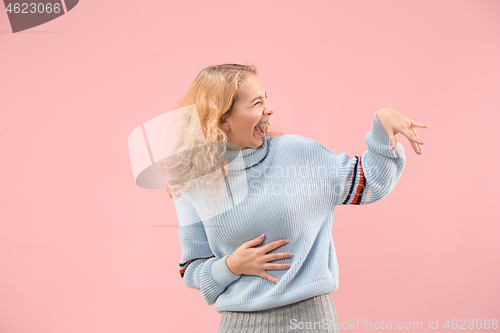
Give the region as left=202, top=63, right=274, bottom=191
left=223, top=132, right=269, bottom=171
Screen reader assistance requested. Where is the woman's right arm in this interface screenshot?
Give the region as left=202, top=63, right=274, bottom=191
left=176, top=191, right=293, bottom=298
left=175, top=192, right=241, bottom=306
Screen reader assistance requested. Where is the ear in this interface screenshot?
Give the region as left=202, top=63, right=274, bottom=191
left=219, top=117, right=230, bottom=131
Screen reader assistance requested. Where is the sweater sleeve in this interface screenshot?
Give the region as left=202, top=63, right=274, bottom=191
left=174, top=191, right=242, bottom=305
left=332, top=111, right=406, bottom=205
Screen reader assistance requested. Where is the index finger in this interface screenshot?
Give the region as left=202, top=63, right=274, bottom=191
left=411, top=119, right=428, bottom=128
left=262, top=239, right=289, bottom=252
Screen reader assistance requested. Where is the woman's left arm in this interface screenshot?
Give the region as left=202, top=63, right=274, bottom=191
left=330, top=109, right=428, bottom=205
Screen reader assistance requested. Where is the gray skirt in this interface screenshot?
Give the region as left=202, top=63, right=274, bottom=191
left=218, top=293, right=339, bottom=333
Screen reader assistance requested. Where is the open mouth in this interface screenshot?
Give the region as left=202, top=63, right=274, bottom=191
left=253, top=122, right=269, bottom=137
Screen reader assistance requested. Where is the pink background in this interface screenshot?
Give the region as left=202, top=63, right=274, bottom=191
left=1, top=0, right=499, bottom=332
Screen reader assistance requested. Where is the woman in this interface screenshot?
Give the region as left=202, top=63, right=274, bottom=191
left=163, top=63, right=427, bottom=332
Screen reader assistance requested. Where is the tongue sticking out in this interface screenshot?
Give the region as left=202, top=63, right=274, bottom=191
left=254, top=125, right=264, bottom=136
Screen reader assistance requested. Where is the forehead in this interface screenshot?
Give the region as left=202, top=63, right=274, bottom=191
left=240, top=73, right=264, bottom=98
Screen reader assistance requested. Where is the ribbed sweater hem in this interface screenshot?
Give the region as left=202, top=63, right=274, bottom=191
left=214, top=276, right=337, bottom=313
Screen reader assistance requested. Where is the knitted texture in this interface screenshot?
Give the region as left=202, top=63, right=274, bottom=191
left=218, top=293, right=339, bottom=332
left=174, top=111, right=406, bottom=313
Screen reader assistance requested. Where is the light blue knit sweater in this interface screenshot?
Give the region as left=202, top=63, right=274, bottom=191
left=174, top=111, right=406, bottom=313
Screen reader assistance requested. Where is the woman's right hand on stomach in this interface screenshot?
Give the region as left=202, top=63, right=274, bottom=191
left=226, top=234, right=293, bottom=284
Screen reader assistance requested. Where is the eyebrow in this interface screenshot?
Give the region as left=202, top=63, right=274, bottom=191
left=250, top=92, right=267, bottom=104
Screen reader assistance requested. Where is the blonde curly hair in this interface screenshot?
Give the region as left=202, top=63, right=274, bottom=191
left=160, top=63, right=284, bottom=217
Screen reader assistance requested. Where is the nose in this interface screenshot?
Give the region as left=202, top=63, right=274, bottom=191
left=263, top=104, right=274, bottom=116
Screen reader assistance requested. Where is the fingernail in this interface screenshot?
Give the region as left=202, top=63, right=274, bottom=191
left=285, top=265, right=291, bottom=268
left=275, top=279, right=279, bottom=283
left=288, top=253, right=294, bottom=258
left=283, top=239, right=289, bottom=244
left=259, top=234, right=264, bottom=239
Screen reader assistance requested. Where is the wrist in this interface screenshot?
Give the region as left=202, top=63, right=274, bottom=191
left=375, top=108, right=390, bottom=122
left=226, top=254, right=240, bottom=275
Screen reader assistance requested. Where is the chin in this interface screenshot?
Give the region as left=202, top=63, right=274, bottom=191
left=251, top=133, right=262, bottom=145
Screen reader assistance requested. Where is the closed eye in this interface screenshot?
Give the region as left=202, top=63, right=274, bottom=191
left=254, top=95, right=268, bottom=106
